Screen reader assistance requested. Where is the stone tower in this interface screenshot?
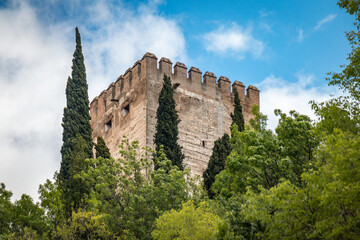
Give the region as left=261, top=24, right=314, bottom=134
left=90, top=52, right=260, bottom=175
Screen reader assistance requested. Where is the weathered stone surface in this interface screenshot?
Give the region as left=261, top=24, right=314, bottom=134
left=90, top=52, right=260, bottom=176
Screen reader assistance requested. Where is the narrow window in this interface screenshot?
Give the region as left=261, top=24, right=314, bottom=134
left=129, top=72, right=132, bottom=89
left=202, top=141, right=205, bottom=147
left=112, top=86, right=115, bottom=98
left=138, top=63, right=141, bottom=76
left=105, top=120, right=112, bottom=132
left=123, top=104, right=130, bottom=117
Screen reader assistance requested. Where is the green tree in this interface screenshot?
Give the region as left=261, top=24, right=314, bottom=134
left=0, top=183, right=13, bottom=238
left=56, top=210, right=113, bottom=239
left=210, top=106, right=318, bottom=238
left=154, top=74, right=184, bottom=170
left=59, top=27, right=93, bottom=216
left=38, top=178, right=64, bottom=238
left=78, top=138, right=202, bottom=239
left=242, top=129, right=360, bottom=239
left=241, top=2, right=360, bottom=238
left=275, top=109, right=319, bottom=186
left=10, top=194, right=49, bottom=238
left=152, top=201, right=227, bottom=240
left=231, top=88, right=245, bottom=132
left=203, top=133, right=231, bottom=199
left=95, top=136, right=110, bottom=159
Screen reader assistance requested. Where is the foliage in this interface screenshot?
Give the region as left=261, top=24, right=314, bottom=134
left=152, top=201, right=226, bottom=240
left=231, top=88, right=245, bottom=132
left=275, top=109, right=319, bottom=186
left=0, top=183, right=50, bottom=239
left=213, top=107, right=317, bottom=197
left=240, top=2, right=360, bottom=238
left=10, top=194, right=49, bottom=238
left=0, top=183, right=13, bottom=238
left=59, top=27, right=93, bottom=215
left=78, top=138, right=202, bottom=239
left=210, top=106, right=319, bottom=238
left=38, top=177, right=64, bottom=238
left=154, top=74, right=184, bottom=170
left=95, top=136, right=111, bottom=159
left=203, top=133, right=232, bottom=199
left=56, top=209, right=113, bottom=239
left=61, top=134, right=91, bottom=216
left=243, top=130, right=360, bottom=239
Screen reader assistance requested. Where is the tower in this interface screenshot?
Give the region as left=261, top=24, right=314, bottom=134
left=90, top=52, right=260, bottom=175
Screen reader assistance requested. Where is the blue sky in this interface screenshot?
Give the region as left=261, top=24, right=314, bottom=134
left=0, top=0, right=354, bottom=200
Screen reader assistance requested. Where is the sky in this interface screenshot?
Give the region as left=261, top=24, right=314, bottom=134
left=0, top=0, right=355, bottom=201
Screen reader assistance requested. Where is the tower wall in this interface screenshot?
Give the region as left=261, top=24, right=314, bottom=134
left=90, top=52, right=260, bottom=175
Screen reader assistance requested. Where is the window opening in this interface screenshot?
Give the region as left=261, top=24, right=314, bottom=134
left=202, top=141, right=205, bottom=147
left=105, top=120, right=112, bottom=132
left=123, top=104, right=130, bottom=117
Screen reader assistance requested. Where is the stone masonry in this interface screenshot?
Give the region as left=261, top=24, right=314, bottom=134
left=90, top=52, right=260, bottom=176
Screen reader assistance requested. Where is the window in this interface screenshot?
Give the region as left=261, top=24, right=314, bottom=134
left=202, top=141, right=205, bottom=147
left=105, top=120, right=112, bottom=132
left=123, top=104, right=130, bottom=117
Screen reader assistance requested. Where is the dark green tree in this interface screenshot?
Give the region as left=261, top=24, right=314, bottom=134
left=154, top=74, right=184, bottom=170
left=231, top=88, right=245, bottom=132
left=59, top=27, right=93, bottom=215
left=203, top=133, right=231, bottom=198
left=95, top=136, right=111, bottom=159
left=0, top=183, right=13, bottom=238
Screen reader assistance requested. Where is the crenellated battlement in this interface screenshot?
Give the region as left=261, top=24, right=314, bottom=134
left=90, top=52, right=260, bottom=177
left=91, top=52, right=260, bottom=110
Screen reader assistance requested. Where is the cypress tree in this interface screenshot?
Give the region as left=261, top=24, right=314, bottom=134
left=95, top=136, right=111, bottom=159
left=154, top=74, right=184, bottom=170
left=203, top=133, right=232, bottom=198
left=59, top=27, right=93, bottom=214
left=231, top=88, right=245, bottom=132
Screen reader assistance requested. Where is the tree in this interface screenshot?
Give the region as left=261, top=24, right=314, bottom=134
left=210, top=106, right=318, bottom=238
left=59, top=27, right=93, bottom=215
left=10, top=194, right=50, bottom=239
left=38, top=178, right=63, bottom=238
left=231, top=88, right=245, bottom=132
left=203, top=133, right=231, bottom=198
left=0, top=183, right=13, bottom=238
left=78, top=138, right=202, bottom=239
left=154, top=74, right=184, bottom=170
left=152, top=201, right=227, bottom=240
left=240, top=2, right=360, bottom=238
left=95, top=136, right=110, bottom=159
left=56, top=210, right=112, bottom=239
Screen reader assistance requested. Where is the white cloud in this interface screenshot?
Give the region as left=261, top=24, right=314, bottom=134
left=297, top=28, right=304, bottom=42
left=83, top=1, right=187, bottom=98
left=0, top=0, right=187, bottom=201
left=0, top=1, right=72, bottom=201
left=258, top=73, right=339, bottom=130
left=314, top=14, right=337, bottom=30
left=203, top=23, right=264, bottom=59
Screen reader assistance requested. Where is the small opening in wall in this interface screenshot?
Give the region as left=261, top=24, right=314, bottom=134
left=123, top=104, right=130, bottom=117
left=105, top=120, right=112, bottom=132
left=202, top=141, right=205, bottom=147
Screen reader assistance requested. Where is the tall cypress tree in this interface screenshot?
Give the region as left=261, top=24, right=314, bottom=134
left=231, top=88, right=245, bottom=132
left=154, top=74, right=184, bottom=170
left=59, top=27, right=93, bottom=214
left=203, top=133, right=232, bottom=198
left=95, top=136, right=111, bottom=159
